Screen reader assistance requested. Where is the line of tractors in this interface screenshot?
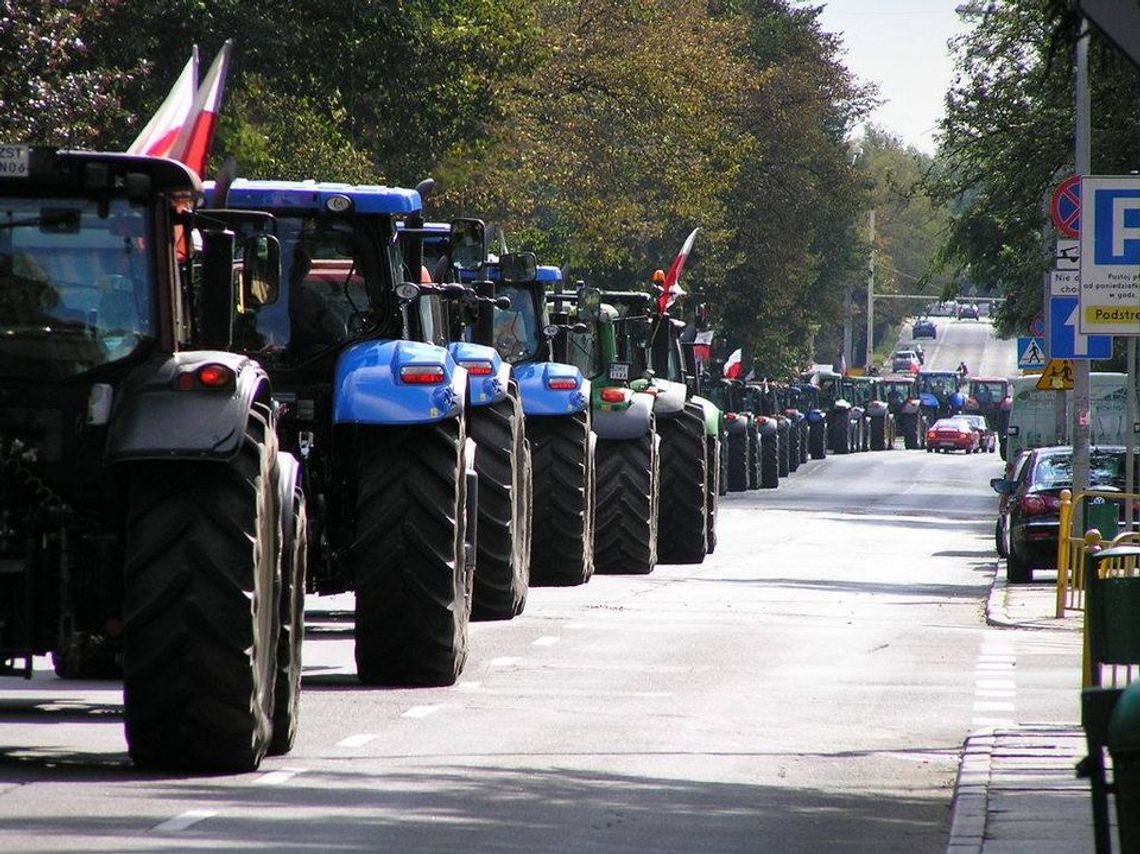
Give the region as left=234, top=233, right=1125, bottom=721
left=0, top=148, right=1012, bottom=775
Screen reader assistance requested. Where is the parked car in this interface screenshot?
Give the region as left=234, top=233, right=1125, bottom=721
left=912, top=317, right=937, bottom=339
left=956, top=302, right=980, bottom=320
left=991, top=445, right=1136, bottom=583
left=890, top=349, right=921, bottom=374
left=994, top=450, right=1031, bottom=560
left=925, top=417, right=979, bottom=453
left=953, top=414, right=996, bottom=452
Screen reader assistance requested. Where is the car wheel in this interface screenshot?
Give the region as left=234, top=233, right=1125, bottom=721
left=1006, top=550, right=1032, bottom=584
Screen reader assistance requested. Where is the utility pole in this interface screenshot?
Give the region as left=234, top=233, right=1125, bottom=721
left=1073, top=18, right=1091, bottom=519
left=866, top=209, right=875, bottom=371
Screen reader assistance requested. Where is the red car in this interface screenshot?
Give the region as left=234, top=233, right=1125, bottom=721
left=925, top=417, right=980, bottom=453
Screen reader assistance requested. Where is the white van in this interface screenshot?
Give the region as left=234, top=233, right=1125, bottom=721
left=1005, top=372, right=1129, bottom=459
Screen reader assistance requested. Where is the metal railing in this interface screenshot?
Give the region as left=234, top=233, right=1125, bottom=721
left=1056, top=489, right=1140, bottom=618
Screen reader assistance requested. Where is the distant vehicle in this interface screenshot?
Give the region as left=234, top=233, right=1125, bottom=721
left=926, top=417, right=979, bottom=453
left=1005, top=373, right=1128, bottom=460
left=957, top=302, right=980, bottom=320
left=910, top=343, right=925, bottom=364
left=891, top=349, right=921, bottom=374
left=912, top=318, right=937, bottom=339
left=991, top=445, right=1137, bottom=583
left=953, top=414, right=996, bottom=452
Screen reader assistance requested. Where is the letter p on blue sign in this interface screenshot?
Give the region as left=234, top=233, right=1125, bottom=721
left=1095, top=188, right=1140, bottom=264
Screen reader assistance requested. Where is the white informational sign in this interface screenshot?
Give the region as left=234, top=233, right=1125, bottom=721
left=1051, top=269, right=1079, bottom=296
left=1079, top=175, right=1140, bottom=335
left=1056, top=239, right=1079, bottom=270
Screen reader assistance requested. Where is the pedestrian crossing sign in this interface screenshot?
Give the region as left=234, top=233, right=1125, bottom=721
left=1017, top=336, right=1047, bottom=370
left=1036, top=359, right=1075, bottom=391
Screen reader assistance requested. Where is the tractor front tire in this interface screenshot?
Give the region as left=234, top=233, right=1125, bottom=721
left=270, top=490, right=307, bottom=756
left=870, top=416, right=886, bottom=451
left=726, top=429, right=748, bottom=493
left=656, top=405, right=708, bottom=565
left=808, top=421, right=826, bottom=460
left=761, top=432, right=779, bottom=489
left=594, top=430, right=659, bottom=575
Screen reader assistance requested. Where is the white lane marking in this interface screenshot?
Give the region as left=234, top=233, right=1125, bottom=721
left=254, top=768, right=305, bottom=786
left=455, top=680, right=483, bottom=692
left=973, top=700, right=1015, bottom=712
left=401, top=705, right=441, bottom=719
left=152, top=809, right=218, bottom=832
left=336, top=733, right=378, bottom=748
left=531, top=636, right=560, bottom=647
left=490, top=656, right=521, bottom=667
left=975, top=679, right=1016, bottom=690
left=975, top=689, right=1016, bottom=698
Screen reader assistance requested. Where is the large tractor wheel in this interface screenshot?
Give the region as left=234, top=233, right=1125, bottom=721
left=718, top=431, right=729, bottom=496
left=747, top=423, right=761, bottom=490
left=528, top=412, right=594, bottom=587
left=353, top=419, right=469, bottom=687
left=830, top=417, right=849, bottom=455
left=727, top=429, right=748, bottom=492
left=656, top=405, right=708, bottom=565
left=787, top=422, right=800, bottom=473
left=594, top=430, right=659, bottom=575
left=869, top=416, right=887, bottom=451
left=705, top=433, right=720, bottom=554
left=468, top=395, right=530, bottom=619
left=778, top=425, right=791, bottom=477
left=270, top=490, right=307, bottom=756
left=901, top=413, right=919, bottom=450
left=122, top=407, right=279, bottom=772
left=761, top=432, right=779, bottom=489
left=799, top=422, right=810, bottom=464
left=808, top=421, right=826, bottom=460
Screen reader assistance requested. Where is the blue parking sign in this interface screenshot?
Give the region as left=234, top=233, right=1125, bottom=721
left=1093, top=188, right=1140, bottom=264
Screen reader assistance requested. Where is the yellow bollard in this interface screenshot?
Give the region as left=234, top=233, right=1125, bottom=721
left=1057, top=489, right=1073, bottom=618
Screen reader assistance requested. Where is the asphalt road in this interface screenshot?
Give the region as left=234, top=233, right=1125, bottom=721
left=1, top=320, right=1060, bottom=854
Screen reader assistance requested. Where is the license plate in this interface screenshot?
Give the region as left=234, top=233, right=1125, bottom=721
left=608, top=362, right=630, bottom=382
left=0, top=145, right=29, bottom=178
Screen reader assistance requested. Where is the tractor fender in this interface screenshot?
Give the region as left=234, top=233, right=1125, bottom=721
left=513, top=361, right=590, bottom=416
left=106, top=351, right=270, bottom=462
left=901, top=399, right=921, bottom=415
left=865, top=400, right=890, bottom=418
left=805, top=408, right=826, bottom=424
left=754, top=416, right=779, bottom=436
left=919, top=392, right=939, bottom=409
left=689, top=394, right=722, bottom=437
left=333, top=339, right=465, bottom=425
left=593, top=391, right=654, bottom=440
left=649, top=380, right=686, bottom=417
left=448, top=341, right=509, bottom=407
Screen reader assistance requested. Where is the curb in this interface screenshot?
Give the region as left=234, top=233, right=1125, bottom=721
left=946, top=729, right=996, bottom=854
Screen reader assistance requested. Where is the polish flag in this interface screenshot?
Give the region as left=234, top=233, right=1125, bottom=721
left=692, top=329, right=714, bottom=365
left=168, top=40, right=233, bottom=179
left=657, top=227, right=699, bottom=315
left=126, top=49, right=198, bottom=158
left=724, top=347, right=743, bottom=380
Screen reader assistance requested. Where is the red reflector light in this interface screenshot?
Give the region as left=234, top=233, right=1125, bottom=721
left=600, top=387, right=625, bottom=403
left=197, top=364, right=235, bottom=388
left=460, top=361, right=494, bottom=377
left=400, top=365, right=446, bottom=385
left=725, top=412, right=738, bottom=421
left=547, top=378, right=578, bottom=390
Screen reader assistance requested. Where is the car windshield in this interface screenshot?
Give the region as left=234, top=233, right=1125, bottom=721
left=0, top=197, right=154, bottom=380
left=493, top=284, right=541, bottom=363
left=1032, top=452, right=1126, bottom=491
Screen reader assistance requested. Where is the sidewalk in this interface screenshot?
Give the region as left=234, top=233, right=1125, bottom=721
left=945, top=577, right=1099, bottom=853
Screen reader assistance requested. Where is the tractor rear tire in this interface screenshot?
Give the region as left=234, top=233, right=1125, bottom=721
left=705, top=433, right=720, bottom=554
left=787, top=422, right=800, bottom=472
left=594, top=430, right=659, bottom=575
left=727, top=429, right=748, bottom=492
left=761, top=432, right=779, bottom=489
left=747, top=423, right=761, bottom=490
left=656, top=405, right=708, bottom=565
left=808, top=421, right=826, bottom=460
left=468, top=395, right=530, bottom=619
left=870, top=416, right=886, bottom=451
left=799, top=422, right=810, bottom=464
left=901, top=413, right=919, bottom=450
left=718, top=431, right=728, bottom=496
left=830, top=418, right=850, bottom=455
left=528, top=412, right=594, bottom=587
left=778, top=425, right=791, bottom=477
left=353, top=419, right=469, bottom=687
left=270, top=490, right=307, bottom=756
left=122, top=408, right=278, bottom=772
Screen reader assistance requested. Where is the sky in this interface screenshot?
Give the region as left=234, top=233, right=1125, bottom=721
left=807, top=1, right=975, bottom=154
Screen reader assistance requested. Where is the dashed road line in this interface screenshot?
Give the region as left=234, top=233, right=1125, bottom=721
left=152, top=809, right=218, bottom=833
left=401, top=704, right=441, bottom=719
left=253, top=767, right=305, bottom=786
left=490, top=656, right=521, bottom=667
left=531, top=636, right=560, bottom=647
left=336, top=733, right=378, bottom=748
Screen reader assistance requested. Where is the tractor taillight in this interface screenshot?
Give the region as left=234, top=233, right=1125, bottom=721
left=460, top=360, right=494, bottom=377
left=600, top=387, right=625, bottom=403
left=547, top=377, right=578, bottom=391
left=176, top=363, right=235, bottom=391
left=400, top=365, right=446, bottom=385
left=725, top=412, right=738, bottom=422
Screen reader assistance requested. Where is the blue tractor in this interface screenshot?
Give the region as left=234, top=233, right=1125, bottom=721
left=209, top=178, right=476, bottom=686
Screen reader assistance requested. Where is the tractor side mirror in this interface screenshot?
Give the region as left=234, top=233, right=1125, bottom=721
left=500, top=251, right=538, bottom=283
left=449, top=218, right=486, bottom=271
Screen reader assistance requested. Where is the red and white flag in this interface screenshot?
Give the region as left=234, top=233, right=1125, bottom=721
left=657, top=227, right=699, bottom=315
left=724, top=347, right=743, bottom=380
left=126, top=48, right=198, bottom=158
left=168, top=40, right=233, bottom=179
left=692, top=329, right=714, bottom=365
